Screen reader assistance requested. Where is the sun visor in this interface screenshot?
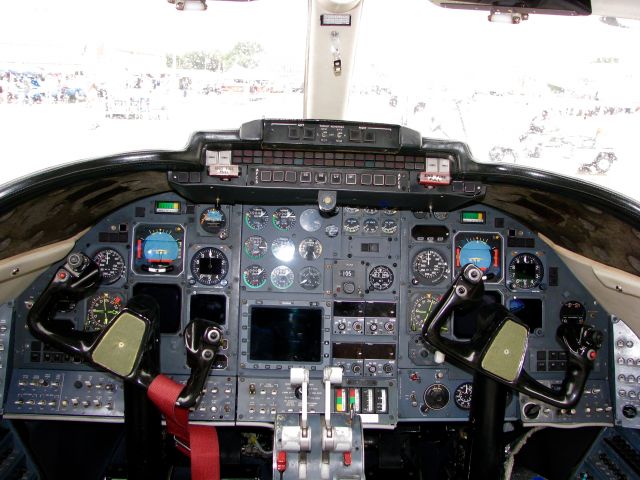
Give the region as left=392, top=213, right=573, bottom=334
left=431, top=0, right=591, bottom=16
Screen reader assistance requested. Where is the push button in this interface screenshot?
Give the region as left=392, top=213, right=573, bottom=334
left=373, top=174, right=384, bottom=186
left=360, top=174, right=372, bottom=185
left=285, top=171, right=296, bottom=183
left=384, top=174, right=396, bottom=186
left=303, top=127, right=315, bottom=140
left=273, top=171, right=285, bottom=182
left=300, top=171, right=312, bottom=183
left=346, top=173, right=357, bottom=185
left=260, top=171, right=272, bottom=182
left=315, top=172, right=327, bottom=183
left=288, top=126, right=300, bottom=139
left=331, top=173, right=342, bottom=185
left=349, top=129, right=362, bottom=142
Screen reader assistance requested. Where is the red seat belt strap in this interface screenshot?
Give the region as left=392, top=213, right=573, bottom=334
left=148, top=374, right=220, bottom=480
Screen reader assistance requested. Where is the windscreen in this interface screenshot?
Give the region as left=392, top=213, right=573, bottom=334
left=348, top=0, right=640, bottom=201
left=0, top=0, right=305, bottom=186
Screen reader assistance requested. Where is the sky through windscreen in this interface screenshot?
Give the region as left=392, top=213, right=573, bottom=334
left=1, top=0, right=639, bottom=200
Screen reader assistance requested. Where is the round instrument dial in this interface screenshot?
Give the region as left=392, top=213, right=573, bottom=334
left=299, top=238, right=323, bottom=261
left=409, top=293, right=441, bottom=332
left=343, top=218, right=360, bottom=234
left=272, top=207, right=297, bottom=231
left=300, top=208, right=322, bottom=232
left=243, top=235, right=268, bottom=259
left=299, top=266, right=322, bottom=290
left=271, top=265, right=295, bottom=290
left=245, top=207, right=269, bottom=231
left=508, top=253, right=544, bottom=289
left=363, top=218, right=379, bottom=234
left=92, top=248, right=125, bottom=285
left=271, top=237, right=296, bottom=262
left=423, top=384, right=450, bottom=410
left=85, top=292, right=124, bottom=331
left=325, top=224, right=340, bottom=238
left=560, top=301, right=586, bottom=325
left=412, top=249, right=449, bottom=285
left=242, top=264, right=267, bottom=289
left=190, top=247, right=228, bottom=285
left=454, top=383, right=473, bottom=410
left=381, top=219, right=398, bottom=235
left=344, top=207, right=360, bottom=214
left=382, top=208, right=398, bottom=216
left=199, top=207, right=226, bottom=234
left=369, top=265, right=394, bottom=291
left=363, top=208, right=378, bottom=214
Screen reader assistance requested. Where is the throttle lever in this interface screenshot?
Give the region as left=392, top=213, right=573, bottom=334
left=177, top=319, right=224, bottom=408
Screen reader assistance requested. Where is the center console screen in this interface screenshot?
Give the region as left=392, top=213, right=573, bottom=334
left=249, top=306, right=323, bottom=362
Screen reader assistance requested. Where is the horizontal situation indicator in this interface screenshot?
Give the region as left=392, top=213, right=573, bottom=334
left=460, top=211, right=486, bottom=224
left=155, top=201, right=181, bottom=214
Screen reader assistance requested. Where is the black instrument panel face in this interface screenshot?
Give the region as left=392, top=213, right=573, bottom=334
left=5, top=193, right=611, bottom=427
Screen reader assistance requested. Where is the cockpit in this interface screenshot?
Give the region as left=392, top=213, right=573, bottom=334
left=1, top=1, right=640, bottom=479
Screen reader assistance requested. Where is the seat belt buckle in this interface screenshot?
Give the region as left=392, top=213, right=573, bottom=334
left=174, top=436, right=191, bottom=456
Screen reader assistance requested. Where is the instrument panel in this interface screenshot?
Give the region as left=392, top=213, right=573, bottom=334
left=3, top=192, right=614, bottom=428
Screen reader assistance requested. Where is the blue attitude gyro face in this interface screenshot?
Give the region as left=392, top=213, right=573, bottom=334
left=143, top=232, right=180, bottom=262
left=454, top=233, right=503, bottom=282
left=133, top=225, right=184, bottom=274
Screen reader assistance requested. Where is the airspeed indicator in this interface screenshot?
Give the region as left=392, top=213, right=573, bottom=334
left=412, top=249, right=449, bottom=285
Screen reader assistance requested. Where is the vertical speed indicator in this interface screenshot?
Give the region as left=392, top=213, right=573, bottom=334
left=453, top=232, right=503, bottom=282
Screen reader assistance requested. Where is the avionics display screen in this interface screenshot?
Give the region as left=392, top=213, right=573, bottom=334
left=508, top=298, right=543, bottom=333
left=514, top=262, right=537, bottom=280
left=364, top=302, right=396, bottom=318
left=453, top=291, right=502, bottom=340
left=249, top=306, right=322, bottom=362
left=333, top=302, right=365, bottom=317
left=132, top=283, right=181, bottom=334
left=190, top=294, right=226, bottom=325
left=196, top=258, right=223, bottom=276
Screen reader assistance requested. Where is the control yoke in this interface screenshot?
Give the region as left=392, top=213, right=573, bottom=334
left=421, top=263, right=603, bottom=409
left=27, top=252, right=223, bottom=408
